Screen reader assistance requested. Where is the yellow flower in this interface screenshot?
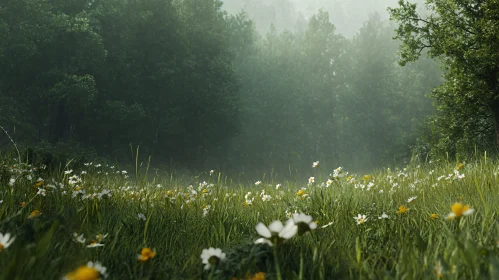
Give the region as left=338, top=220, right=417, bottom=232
left=296, top=189, right=305, bottom=196
left=64, top=261, right=107, bottom=280
left=137, top=247, right=156, bottom=262
left=396, top=205, right=410, bottom=214
left=456, top=163, right=464, bottom=170
left=430, top=213, right=439, bottom=219
left=346, top=176, right=353, bottom=181
left=447, top=203, right=474, bottom=220
left=361, top=175, right=371, bottom=181
left=20, top=202, right=26, bottom=208
left=433, top=260, right=443, bottom=278
left=28, top=209, right=41, bottom=219
left=34, top=181, right=44, bottom=187
left=249, top=272, right=266, bottom=280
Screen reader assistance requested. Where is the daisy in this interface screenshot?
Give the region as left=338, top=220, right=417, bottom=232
left=64, top=261, right=107, bottom=280
left=292, top=213, right=317, bottom=234
left=0, top=233, right=15, bottom=252
left=447, top=203, right=474, bottom=220
left=312, top=161, right=319, bottom=168
left=354, top=214, right=367, bottom=225
left=200, top=247, right=226, bottom=270
left=407, top=196, right=417, bottom=203
left=254, top=219, right=298, bottom=246
left=378, top=212, right=389, bottom=219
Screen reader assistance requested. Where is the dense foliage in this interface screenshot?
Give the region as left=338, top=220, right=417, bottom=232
left=389, top=0, right=499, bottom=157
left=0, top=0, right=441, bottom=174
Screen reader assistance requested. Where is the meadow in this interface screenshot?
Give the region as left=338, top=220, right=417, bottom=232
left=0, top=154, right=498, bottom=280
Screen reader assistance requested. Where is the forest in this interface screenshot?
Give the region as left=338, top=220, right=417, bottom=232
left=0, top=0, right=458, bottom=176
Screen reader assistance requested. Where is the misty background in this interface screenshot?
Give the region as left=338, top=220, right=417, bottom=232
left=0, top=0, right=456, bottom=179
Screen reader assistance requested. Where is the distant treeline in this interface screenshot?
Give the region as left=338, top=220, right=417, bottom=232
left=0, top=0, right=442, bottom=172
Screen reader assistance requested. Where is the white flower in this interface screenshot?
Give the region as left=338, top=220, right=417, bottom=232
left=254, top=219, right=297, bottom=246
left=8, top=178, right=15, bottom=186
left=321, top=221, right=334, bottom=228
left=292, top=213, right=317, bottom=234
left=210, top=170, right=214, bottom=175
left=37, top=188, right=46, bottom=196
left=202, top=205, right=210, bottom=217
left=137, top=213, right=146, bottom=221
left=122, top=170, right=127, bottom=174
left=87, top=242, right=105, bottom=248
left=326, top=179, right=333, bottom=187
left=407, top=196, right=417, bottom=203
left=378, top=212, right=389, bottom=219
left=81, top=171, right=87, bottom=175
left=255, top=181, right=262, bottom=186
left=308, top=177, right=315, bottom=185
left=200, top=247, right=226, bottom=270
left=312, top=161, right=319, bottom=168
left=275, top=184, right=281, bottom=190
left=87, top=261, right=108, bottom=278
left=354, top=214, right=368, bottom=225
left=72, top=232, right=86, bottom=243
left=0, top=232, right=16, bottom=251
left=64, top=170, right=73, bottom=175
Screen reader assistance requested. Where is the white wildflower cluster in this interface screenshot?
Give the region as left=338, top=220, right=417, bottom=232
left=260, top=189, right=272, bottom=202
left=68, top=175, right=83, bottom=186
left=244, top=192, right=254, bottom=206
left=331, top=167, right=348, bottom=181
left=254, top=213, right=317, bottom=247
left=437, top=170, right=465, bottom=182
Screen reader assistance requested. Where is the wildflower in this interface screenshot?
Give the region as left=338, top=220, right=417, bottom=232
left=28, top=209, right=41, bottom=219
left=0, top=233, right=15, bottom=252
left=308, top=177, right=315, bottom=185
left=396, top=205, right=410, bottom=215
left=87, top=234, right=108, bottom=248
left=202, top=205, right=210, bottom=217
left=81, top=171, right=87, bottom=175
left=296, top=189, right=305, bottom=196
left=9, top=178, right=15, bottom=186
left=326, top=179, right=333, bottom=187
left=378, top=212, right=389, bottom=219
left=20, top=202, right=26, bottom=207
left=64, top=170, right=73, bottom=175
left=312, top=161, right=319, bottom=168
left=137, top=247, right=157, bottom=262
left=255, top=181, right=262, bottom=186
left=64, top=261, right=107, bottom=280
left=275, top=184, right=281, bottom=190
left=430, top=213, right=439, bottom=220
left=210, top=170, right=214, bottom=175
left=72, top=233, right=86, bottom=244
left=292, top=213, right=317, bottom=235
left=456, top=163, right=464, bottom=170
left=37, top=188, right=46, bottom=196
left=354, top=214, right=367, bottom=225
left=407, top=196, right=417, bottom=203
left=321, top=221, right=333, bottom=228
left=361, top=175, right=371, bottom=181
left=200, top=247, right=226, bottom=270
left=34, top=180, right=44, bottom=187
left=447, top=203, right=474, bottom=220
left=249, top=272, right=266, bottom=280
left=254, top=219, right=298, bottom=246
left=433, top=260, right=443, bottom=278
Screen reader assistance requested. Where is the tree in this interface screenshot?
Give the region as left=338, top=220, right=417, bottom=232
left=389, top=0, right=499, bottom=155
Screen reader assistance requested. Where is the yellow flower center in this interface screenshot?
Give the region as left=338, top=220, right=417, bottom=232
left=296, top=190, right=305, bottom=196
left=65, top=266, right=100, bottom=280
left=0, top=244, right=4, bottom=252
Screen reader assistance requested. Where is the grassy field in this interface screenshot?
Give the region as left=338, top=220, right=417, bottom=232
left=0, top=155, right=498, bottom=279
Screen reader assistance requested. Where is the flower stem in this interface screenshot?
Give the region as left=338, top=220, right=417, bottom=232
left=273, top=244, right=282, bottom=280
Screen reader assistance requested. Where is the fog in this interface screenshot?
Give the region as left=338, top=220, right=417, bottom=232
left=222, top=0, right=409, bottom=37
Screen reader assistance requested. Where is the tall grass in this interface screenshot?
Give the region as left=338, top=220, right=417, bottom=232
left=0, top=154, right=498, bottom=279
